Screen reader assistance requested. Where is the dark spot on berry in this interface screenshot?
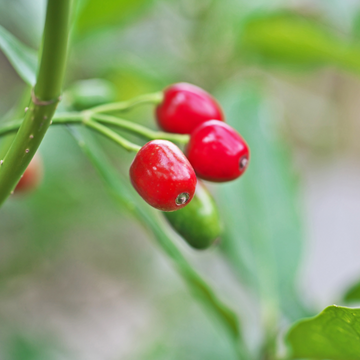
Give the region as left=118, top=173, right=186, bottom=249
left=239, top=156, right=248, bottom=170
left=175, top=192, right=190, bottom=206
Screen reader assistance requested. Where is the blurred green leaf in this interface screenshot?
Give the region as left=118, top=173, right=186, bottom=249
left=352, top=10, right=360, bottom=40
left=63, top=78, right=116, bottom=110
left=75, top=0, right=155, bottom=36
left=69, top=128, right=249, bottom=360
left=7, top=334, right=57, bottom=360
left=343, top=281, right=360, bottom=303
left=240, top=12, right=360, bottom=72
left=216, top=81, right=307, bottom=321
left=135, top=311, right=239, bottom=360
left=286, top=305, right=360, bottom=359
left=0, top=25, right=37, bottom=85
left=0, top=128, right=117, bottom=284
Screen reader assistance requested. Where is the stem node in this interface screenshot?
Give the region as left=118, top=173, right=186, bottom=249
left=31, top=89, right=60, bottom=106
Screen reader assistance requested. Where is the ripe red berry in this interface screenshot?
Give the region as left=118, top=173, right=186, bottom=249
left=129, top=140, right=197, bottom=211
left=15, top=153, right=43, bottom=193
left=155, top=83, right=224, bottom=134
left=185, top=120, right=249, bottom=182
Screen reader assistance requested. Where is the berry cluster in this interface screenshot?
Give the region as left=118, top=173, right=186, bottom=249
left=130, top=82, right=250, bottom=211
left=14, top=82, right=249, bottom=217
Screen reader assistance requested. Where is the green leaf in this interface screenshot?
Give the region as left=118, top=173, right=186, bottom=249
left=8, top=335, right=52, bottom=360
left=216, top=81, right=308, bottom=321
left=67, top=127, right=249, bottom=360
left=63, top=78, right=116, bottom=110
left=75, top=0, right=155, bottom=36
left=343, top=281, right=360, bottom=303
left=286, top=305, right=360, bottom=360
left=240, top=12, right=360, bottom=72
left=0, top=25, right=37, bottom=85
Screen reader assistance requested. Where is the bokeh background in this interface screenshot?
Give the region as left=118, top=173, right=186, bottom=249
left=1, top=0, right=360, bottom=359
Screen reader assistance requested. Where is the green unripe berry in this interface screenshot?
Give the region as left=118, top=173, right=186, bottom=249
left=163, top=182, right=222, bottom=250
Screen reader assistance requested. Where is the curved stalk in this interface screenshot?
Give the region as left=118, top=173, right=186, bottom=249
left=0, top=113, right=190, bottom=149
left=89, top=91, right=163, bottom=114
left=84, top=119, right=141, bottom=152
left=0, top=0, right=72, bottom=205
left=90, top=113, right=189, bottom=144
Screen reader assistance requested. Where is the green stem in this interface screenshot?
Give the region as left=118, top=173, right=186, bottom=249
left=34, top=1, right=72, bottom=100
left=0, top=113, right=81, bottom=137
left=89, top=91, right=163, bottom=114
left=0, top=0, right=71, bottom=205
left=0, top=113, right=190, bottom=148
left=91, top=113, right=189, bottom=144
left=84, top=118, right=141, bottom=152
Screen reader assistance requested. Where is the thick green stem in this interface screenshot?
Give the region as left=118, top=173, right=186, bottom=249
left=0, top=0, right=71, bottom=205
left=89, top=92, right=163, bottom=114
left=34, top=1, right=71, bottom=100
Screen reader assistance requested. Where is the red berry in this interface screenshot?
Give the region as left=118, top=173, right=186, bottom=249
left=185, top=120, right=249, bottom=182
left=129, top=140, right=197, bottom=211
left=15, top=153, right=43, bottom=193
left=155, top=83, right=224, bottom=134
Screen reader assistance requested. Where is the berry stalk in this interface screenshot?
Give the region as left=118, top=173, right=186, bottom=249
left=0, top=113, right=190, bottom=149
left=89, top=91, right=163, bottom=114
left=84, top=118, right=141, bottom=152
left=0, top=0, right=72, bottom=206
left=91, top=113, right=189, bottom=144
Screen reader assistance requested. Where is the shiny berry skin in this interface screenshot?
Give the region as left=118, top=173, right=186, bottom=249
left=129, top=140, right=197, bottom=211
left=185, top=120, right=249, bottom=182
left=155, top=83, right=224, bottom=134
left=15, top=153, right=43, bottom=193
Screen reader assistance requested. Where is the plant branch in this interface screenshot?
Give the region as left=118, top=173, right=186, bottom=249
left=0, top=113, right=190, bottom=147
left=0, top=0, right=72, bottom=205
left=34, top=1, right=72, bottom=100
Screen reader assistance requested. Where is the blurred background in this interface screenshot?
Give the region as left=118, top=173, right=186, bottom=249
left=1, top=0, right=360, bottom=359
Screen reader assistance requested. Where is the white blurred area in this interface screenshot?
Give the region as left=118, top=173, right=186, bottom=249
left=303, top=156, right=360, bottom=307
left=270, top=69, right=360, bottom=308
